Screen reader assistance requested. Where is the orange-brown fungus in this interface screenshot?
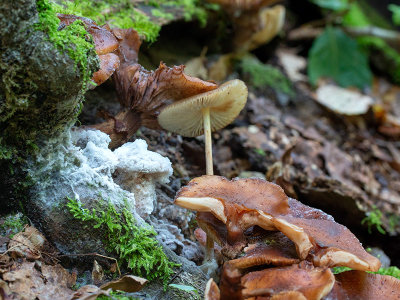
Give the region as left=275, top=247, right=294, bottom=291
left=57, top=14, right=119, bottom=55
left=94, top=62, right=218, bottom=148
left=205, top=278, right=221, bottom=300
left=330, top=270, right=400, bottom=299
left=92, top=53, right=120, bottom=86
left=229, top=232, right=299, bottom=269
left=175, top=175, right=380, bottom=271
left=57, top=14, right=119, bottom=88
left=273, top=216, right=381, bottom=271
left=241, top=262, right=334, bottom=300
left=176, top=176, right=289, bottom=243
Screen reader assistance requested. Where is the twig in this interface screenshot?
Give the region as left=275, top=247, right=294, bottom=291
left=344, top=26, right=400, bottom=44
left=289, top=25, right=400, bottom=47
left=57, top=253, right=121, bottom=277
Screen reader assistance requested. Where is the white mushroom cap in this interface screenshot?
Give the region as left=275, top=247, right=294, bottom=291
left=157, top=79, right=248, bottom=137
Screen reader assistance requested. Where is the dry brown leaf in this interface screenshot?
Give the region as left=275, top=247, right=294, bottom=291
left=2, top=261, right=76, bottom=300
left=100, top=274, right=148, bottom=293
left=71, top=285, right=110, bottom=300
left=8, top=226, right=45, bottom=260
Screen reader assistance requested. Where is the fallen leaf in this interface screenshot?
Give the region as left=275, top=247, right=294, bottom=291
left=91, top=260, right=104, bottom=285
left=8, top=226, right=45, bottom=260
left=2, top=261, right=76, bottom=300
left=277, top=49, right=307, bottom=82
left=315, top=84, right=374, bottom=115
left=71, top=285, right=110, bottom=300
left=100, top=275, right=148, bottom=293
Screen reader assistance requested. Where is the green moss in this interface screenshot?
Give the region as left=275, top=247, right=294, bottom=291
left=361, top=206, right=386, bottom=235
left=0, top=213, right=28, bottom=237
left=333, top=266, right=400, bottom=280
left=239, top=56, right=294, bottom=97
left=373, top=266, right=400, bottom=279
left=35, top=0, right=96, bottom=87
left=66, top=197, right=179, bottom=286
left=54, top=0, right=216, bottom=42
left=332, top=266, right=352, bottom=274
left=97, top=290, right=140, bottom=300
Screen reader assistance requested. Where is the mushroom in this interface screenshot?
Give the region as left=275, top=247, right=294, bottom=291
left=219, top=232, right=300, bottom=299
left=272, top=215, right=381, bottom=271
left=57, top=14, right=120, bottom=87
left=158, top=80, right=248, bottom=175
left=92, top=62, right=219, bottom=148
left=240, top=262, right=335, bottom=300
left=175, top=175, right=287, bottom=260
left=175, top=176, right=381, bottom=272
left=329, top=270, right=400, bottom=299
left=205, top=278, right=221, bottom=300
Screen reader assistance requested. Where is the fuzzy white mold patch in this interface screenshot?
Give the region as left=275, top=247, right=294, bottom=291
left=32, top=128, right=172, bottom=218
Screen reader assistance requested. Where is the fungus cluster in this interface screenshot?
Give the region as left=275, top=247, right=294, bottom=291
left=58, top=13, right=225, bottom=149
left=175, top=176, right=400, bottom=299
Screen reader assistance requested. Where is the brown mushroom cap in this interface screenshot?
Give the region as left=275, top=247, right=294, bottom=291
left=273, top=216, right=381, bottom=271
left=205, top=278, right=221, bottom=300
left=331, top=270, right=400, bottom=299
left=157, top=79, right=248, bottom=137
left=92, top=53, right=120, bottom=86
left=57, top=14, right=119, bottom=55
left=175, top=176, right=288, bottom=243
left=241, top=262, right=335, bottom=300
left=229, top=232, right=300, bottom=269
left=175, top=175, right=380, bottom=272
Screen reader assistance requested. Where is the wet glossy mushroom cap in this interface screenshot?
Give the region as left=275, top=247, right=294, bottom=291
left=175, top=176, right=289, bottom=243
left=92, top=53, right=120, bottom=86
left=332, top=270, right=400, bottom=299
left=229, top=232, right=300, bottom=269
left=241, top=262, right=335, bottom=300
left=158, top=79, right=248, bottom=137
left=272, top=216, right=381, bottom=271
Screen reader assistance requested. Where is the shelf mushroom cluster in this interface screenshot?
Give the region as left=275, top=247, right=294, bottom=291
left=174, top=176, right=400, bottom=299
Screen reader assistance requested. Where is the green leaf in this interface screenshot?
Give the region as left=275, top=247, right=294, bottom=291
left=309, top=0, right=348, bottom=11
left=389, top=4, right=400, bottom=25
left=169, top=284, right=199, bottom=295
left=308, top=27, right=372, bottom=89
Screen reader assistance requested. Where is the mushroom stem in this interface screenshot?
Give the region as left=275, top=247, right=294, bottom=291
left=205, top=234, right=215, bottom=261
left=203, top=107, right=213, bottom=175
